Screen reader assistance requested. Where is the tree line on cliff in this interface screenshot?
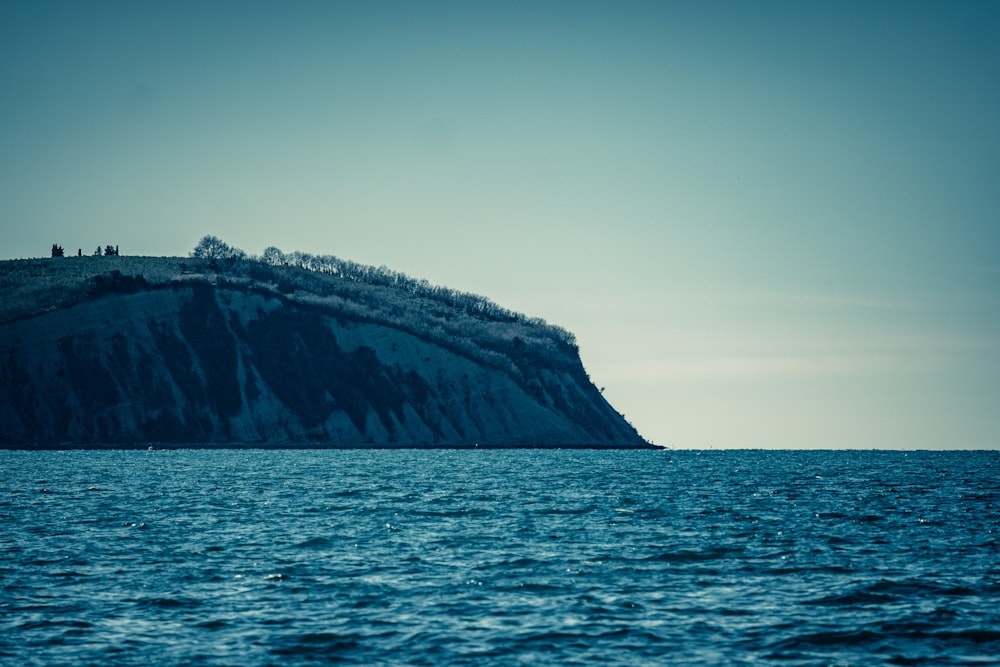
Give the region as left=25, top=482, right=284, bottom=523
left=188, top=235, right=578, bottom=354
left=12, top=235, right=581, bottom=375
left=51, top=244, right=119, bottom=257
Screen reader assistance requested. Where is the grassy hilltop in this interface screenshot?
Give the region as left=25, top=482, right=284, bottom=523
left=1, top=237, right=579, bottom=378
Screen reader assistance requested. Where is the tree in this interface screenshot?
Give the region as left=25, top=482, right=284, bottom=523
left=105, top=245, right=116, bottom=256
left=51, top=244, right=64, bottom=257
left=261, top=246, right=285, bottom=265
left=94, top=246, right=102, bottom=256
left=190, top=235, right=232, bottom=260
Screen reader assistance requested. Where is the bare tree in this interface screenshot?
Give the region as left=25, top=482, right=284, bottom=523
left=261, top=246, right=285, bottom=265
left=190, top=235, right=231, bottom=260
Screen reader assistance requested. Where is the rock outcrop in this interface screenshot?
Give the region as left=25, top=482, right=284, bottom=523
left=0, top=256, right=652, bottom=448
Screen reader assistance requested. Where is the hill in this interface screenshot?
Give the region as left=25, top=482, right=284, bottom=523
left=0, top=244, right=652, bottom=448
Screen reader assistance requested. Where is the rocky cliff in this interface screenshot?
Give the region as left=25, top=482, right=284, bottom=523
left=0, top=256, right=651, bottom=448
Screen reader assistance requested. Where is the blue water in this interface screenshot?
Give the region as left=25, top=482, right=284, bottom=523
left=1, top=449, right=998, bottom=666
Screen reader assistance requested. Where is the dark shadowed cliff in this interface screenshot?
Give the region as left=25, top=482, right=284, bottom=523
left=0, top=253, right=652, bottom=448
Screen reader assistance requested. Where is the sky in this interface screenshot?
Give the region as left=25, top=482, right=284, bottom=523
left=1, top=0, right=998, bottom=449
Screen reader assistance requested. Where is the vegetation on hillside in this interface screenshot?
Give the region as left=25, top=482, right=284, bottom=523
left=188, top=236, right=581, bottom=380
left=1, top=236, right=581, bottom=380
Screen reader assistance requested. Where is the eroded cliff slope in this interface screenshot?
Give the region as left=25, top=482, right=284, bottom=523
left=0, top=256, right=651, bottom=448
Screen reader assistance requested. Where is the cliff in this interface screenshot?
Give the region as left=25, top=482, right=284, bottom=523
left=0, top=255, right=652, bottom=448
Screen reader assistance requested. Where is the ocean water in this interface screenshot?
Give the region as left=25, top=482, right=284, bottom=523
left=1, top=449, right=998, bottom=666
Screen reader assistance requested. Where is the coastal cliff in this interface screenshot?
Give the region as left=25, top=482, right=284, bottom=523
left=0, top=253, right=651, bottom=448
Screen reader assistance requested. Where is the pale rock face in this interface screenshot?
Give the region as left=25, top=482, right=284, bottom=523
left=0, top=284, right=650, bottom=448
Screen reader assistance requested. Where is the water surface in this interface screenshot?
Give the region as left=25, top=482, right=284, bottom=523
left=2, top=449, right=998, bottom=665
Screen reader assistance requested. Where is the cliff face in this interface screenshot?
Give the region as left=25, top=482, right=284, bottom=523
left=0, top=261, right=650, bottom=448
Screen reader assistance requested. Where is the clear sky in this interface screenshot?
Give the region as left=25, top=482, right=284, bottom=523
left=2, top=0, right=998, bottom=449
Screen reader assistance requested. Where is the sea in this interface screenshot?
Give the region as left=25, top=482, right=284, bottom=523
left=1, top=449, right=998, bottom=666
